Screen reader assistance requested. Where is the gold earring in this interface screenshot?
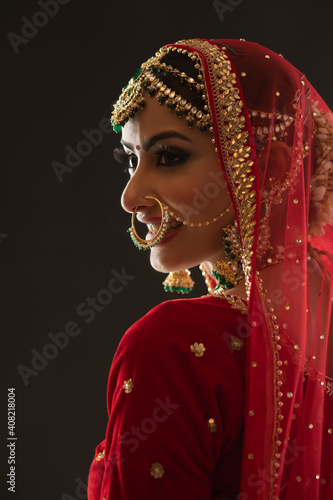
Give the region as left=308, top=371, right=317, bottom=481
left=163, top=270, right=194, bottom=294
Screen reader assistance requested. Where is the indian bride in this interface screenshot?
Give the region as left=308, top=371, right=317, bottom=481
left=88, top=38, right=333, bottom=499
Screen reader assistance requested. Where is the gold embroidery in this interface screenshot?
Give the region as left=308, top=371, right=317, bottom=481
left=212, top=290, right=248, bottom=315
left=95, top=450, right=105, bottom=461
left=230, top=336, right=245, bottom=352
left=256, top=273, right=284, bottom=490
left=123, top=378, right=134, bottom=393
left=150, top=462, right=165, bottom=479
left=207, top=418, right=218, bottom=433
left=190, top=342, right=206, bottom=357
left=175, top=40, right=257, bottom=296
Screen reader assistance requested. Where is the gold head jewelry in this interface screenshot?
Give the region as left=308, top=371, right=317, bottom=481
left=128, top=196, right=170, bottom=250
left=111, top=46, right=212, bottom=133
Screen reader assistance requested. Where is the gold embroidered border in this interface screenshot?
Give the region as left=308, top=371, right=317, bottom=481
left=175, top=40, right=257, bottom=297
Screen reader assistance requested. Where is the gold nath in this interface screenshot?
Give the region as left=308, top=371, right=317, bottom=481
left=128, top=196, right=169, bottom=250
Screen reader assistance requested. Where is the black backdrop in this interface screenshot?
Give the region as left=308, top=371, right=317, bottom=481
left=2, top=1, right=332, bottom=499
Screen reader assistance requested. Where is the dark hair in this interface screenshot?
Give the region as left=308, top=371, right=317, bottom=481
left=151, top=51, right=206, bottom=112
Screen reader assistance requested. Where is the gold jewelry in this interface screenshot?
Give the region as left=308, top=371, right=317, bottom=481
left=163, top=270, right=194, bottom=294
left=165, top=203, right=233, bottom=227
left=212, top=222, right=244, bottom=291
left=111, top=46, right=212, bottom=133
left=128, top=196, right=170, bottom=250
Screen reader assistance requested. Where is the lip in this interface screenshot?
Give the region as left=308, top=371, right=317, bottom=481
left=147, top=222, right=183, bottom=246
left=136, top=215, right=164, bottom=225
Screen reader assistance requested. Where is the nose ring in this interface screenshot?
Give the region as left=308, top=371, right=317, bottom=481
left=128, top=196, right=170, bottom=250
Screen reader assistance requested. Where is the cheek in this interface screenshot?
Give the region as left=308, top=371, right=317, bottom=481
left=170, top=172, right=226, bottom=216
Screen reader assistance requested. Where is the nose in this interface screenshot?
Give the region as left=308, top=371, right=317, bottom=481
left=121, top=161, right=157, bottom=215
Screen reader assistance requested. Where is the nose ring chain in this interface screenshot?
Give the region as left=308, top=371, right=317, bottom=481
left=128, top=197, right=234, bottom=250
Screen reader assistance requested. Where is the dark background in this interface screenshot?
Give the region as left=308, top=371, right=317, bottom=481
left=1, top=1, right=332, bottom=499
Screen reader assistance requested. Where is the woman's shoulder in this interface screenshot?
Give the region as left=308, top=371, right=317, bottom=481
left=119, top=295, right=248, bottom=352
left=145, top=294, right=245, bottom=322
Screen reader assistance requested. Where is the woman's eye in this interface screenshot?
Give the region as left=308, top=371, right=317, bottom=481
left=156, top=149, right=189, bottom=166
left=127, top=154, right=138, bottom=171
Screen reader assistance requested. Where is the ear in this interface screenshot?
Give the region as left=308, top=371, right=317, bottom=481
left=257, top=140, right=292, bottom=185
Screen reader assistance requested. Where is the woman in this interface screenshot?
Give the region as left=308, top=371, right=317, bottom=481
left=88, top=39, right=333, bottom=499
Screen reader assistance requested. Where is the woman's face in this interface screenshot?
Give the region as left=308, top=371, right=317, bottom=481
left=120, top=96, right=234, bottom=273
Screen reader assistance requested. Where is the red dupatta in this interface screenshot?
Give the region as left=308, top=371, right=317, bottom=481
left=166, top=39, right=333, bottom=500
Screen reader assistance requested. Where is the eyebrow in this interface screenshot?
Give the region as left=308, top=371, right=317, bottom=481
left=121, top=130, right=193, bottom=151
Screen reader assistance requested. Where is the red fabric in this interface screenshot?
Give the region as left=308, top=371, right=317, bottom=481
left=89, top=38, right=333, bottom=499
left=88, top=297, right=247, bottom=499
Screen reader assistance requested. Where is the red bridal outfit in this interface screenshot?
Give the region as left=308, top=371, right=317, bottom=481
left=88, top=39, right=333, bottom=499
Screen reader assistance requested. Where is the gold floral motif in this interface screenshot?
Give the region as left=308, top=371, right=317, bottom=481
left=95, top=450, right=105, bottom=461
left=207, top=418, right=218, bottom=433
left=230, top=336, right=245, bottom=352
left=123, top=378, right=134, bottom=393
left=150, top=462, right=165, bottom=479
left=190, top=342, right=206, bottom=357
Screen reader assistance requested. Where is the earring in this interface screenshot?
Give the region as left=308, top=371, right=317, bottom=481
left=163, top=270, right=194, bottom=294
left=212, top=222, right=244, bottom=291
left=128, top=196, right=169, bottom=250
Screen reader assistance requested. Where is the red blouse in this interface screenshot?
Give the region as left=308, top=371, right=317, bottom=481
left=88, top=295, right=247, bottom=500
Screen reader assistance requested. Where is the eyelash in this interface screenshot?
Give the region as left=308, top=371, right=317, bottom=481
left=113, top=146, right=190, bottom=174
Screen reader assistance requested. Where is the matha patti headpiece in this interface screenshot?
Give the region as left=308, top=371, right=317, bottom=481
left=111, top=46, right=213, bottom=133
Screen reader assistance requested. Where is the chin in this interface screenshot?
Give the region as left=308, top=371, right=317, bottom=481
left=149, top=252, right=200, bottom=274
left=149, top=256, right=176, bottom=274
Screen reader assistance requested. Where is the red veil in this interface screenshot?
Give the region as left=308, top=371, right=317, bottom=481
left=166, top=39, right=333, bottom=499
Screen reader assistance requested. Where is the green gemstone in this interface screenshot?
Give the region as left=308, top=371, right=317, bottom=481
left=230, top=253, right=236, bottom=260
left=127, top=88, right=132, bottom=97
left=176, top=111, right=182, bottom=117
left=133, top=106, right=138, bottom=112
left=225, top=240, right=231, bottom=246
left=143, top=80, right=149, bottom=88
left=148, top=90, right=156, bottom=96
left=113, top=124, right=122, bottom=132
left=158, top=97, right=166, bottom=104
left=200, top=126, right=207, bottom=132
left=222, top=232, right=228, bottom=238
left=139, top=101, right=145, bottom=108
left=129, top=112, right=135, bottom=118
left=132, top=68, right=143, bottom=81
left=167, top=103, right=175, bottom=110
left=226, top=282, right=234, bottom=289
left=187, top=120, right=194, bottom=127
left=225, top=248, right=231, bottom=254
